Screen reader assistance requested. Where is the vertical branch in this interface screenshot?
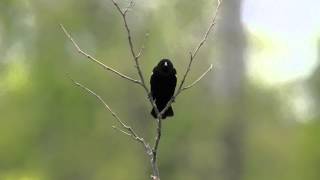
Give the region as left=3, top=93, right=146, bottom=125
left=111, top=0, right=148, bottom=92
left=150, top=3, right=222, bottom=177
left=152, top=116, right=162, bottom=166
left=111, top=0, right=161, bottom=120
left=111, top=1, right=162, bottom=179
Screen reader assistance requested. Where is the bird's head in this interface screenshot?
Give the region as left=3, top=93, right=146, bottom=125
left=158, top=59, right=175, bottom=73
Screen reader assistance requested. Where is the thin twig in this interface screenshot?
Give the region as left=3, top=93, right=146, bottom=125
left=68, top=76, right=149, bottom=148
left=111, top=0, right=161, bottom=130
left=112, top=125, right=132, bottom=137
left=182, top=64, right=213, bottom=90
left=111, top=2, right=163, bottom=179
left=111, top=0, right=159, bottom=113
left=176, top=52, right=194, bottom=97
left=157, top=0, right=222, bottom=118
left=123, top=0, right=134, bottom=15
left=192, top=0, right=221, bottom=59
left=136, top=32, right=149, bottom=59
left=111, top=0, right=161, bottom=119
left=179, top=0, right=221, bottom=93
left=60, top=24, right=141, bottom=85
left=150, top=2, right=222, bottom=179
left=111, top=0, right=147, bottom=89
left=112, top=0, right=161, bottom=126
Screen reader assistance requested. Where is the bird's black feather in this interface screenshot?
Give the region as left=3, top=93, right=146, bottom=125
left=150, top=59, right=177, bottom=119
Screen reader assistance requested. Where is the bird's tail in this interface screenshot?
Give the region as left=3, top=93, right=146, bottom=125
left=151, top=106, right=174, bottom=119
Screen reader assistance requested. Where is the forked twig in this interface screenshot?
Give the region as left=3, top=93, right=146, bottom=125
left=111, top=0, right=161, bottom=120
left=136, top=33, right=149, bottom=59
left=68, top=76, right=150, bottom=151
left=111, top=0, right=148, bottom=90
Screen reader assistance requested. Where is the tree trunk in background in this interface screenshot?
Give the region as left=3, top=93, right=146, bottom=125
left=213, top=0, right=247, bottom=180
left=309, top=39, right=320, bottom=102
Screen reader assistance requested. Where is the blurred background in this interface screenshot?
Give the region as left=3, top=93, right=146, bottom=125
left=1, top=0, right=320, bottom=179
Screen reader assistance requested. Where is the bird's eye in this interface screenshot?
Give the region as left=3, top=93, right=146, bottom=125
left=164, top=62, right=168, bottom=67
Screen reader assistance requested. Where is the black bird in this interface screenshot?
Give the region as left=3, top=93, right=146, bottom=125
left=150, top=59, right=177, bottom=119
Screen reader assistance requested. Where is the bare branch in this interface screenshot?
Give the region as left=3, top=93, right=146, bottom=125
left=63, top=1, right=221, bottom=180
left=152, top=118, right=162, bottom=159
left=67, top=76, right=150, bottom=148
left=175, top=52, right=193, bottom=96
left=192, top=0, right=221, bottom=59
left=111, top=3, right=164, bottom=179
left=178, top=0, right=221, bottom=92
left=111, top=1, right=162, bottom=122
left=69, top=77, right=125, bottom=128
left=62, top=0, right=160, bottom=175
left=136, top=32, right=149, bottom=59
left=60, top=24, right=140, bottom=85
left=156, top=0, right=222, bottom=122
left=112, top=125, right=132, bottom=137
left=123, top=0, right=135, bottom=15
left=111, top=0, right=149, bottom=93
left=111, top=1, right=161, bottom=137
left=182, top=64, right=213, bottom=91
left=150, top=4, right=222, bottom=178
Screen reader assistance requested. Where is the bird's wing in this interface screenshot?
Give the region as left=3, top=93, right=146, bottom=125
left=150, top=73, right=157, bottom=100
left=171, top=75, right=177, bottom=97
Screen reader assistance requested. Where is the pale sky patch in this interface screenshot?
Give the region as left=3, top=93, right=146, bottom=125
left=242, top=0, right=320, bottom=86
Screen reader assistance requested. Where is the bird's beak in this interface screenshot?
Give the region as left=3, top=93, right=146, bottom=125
left=164, top=62, right=168, bottom=67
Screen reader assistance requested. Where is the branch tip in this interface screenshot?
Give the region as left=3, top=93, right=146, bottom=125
left=60, top=24, right=140, bottom=84
left=183, top=64, right=214, bottom=91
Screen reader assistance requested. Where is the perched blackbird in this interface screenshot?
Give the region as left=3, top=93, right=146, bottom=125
left=150, top=59, right=177, bottom=119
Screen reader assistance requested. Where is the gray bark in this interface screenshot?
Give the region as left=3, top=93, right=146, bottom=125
left=213, top=0, right=247, bottom=180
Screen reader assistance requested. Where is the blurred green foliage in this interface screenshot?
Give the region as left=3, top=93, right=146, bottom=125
left=0, top=0, right=319, bottom=180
